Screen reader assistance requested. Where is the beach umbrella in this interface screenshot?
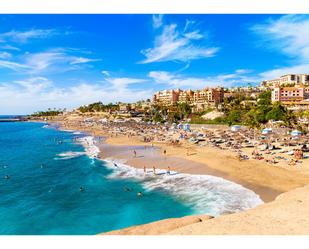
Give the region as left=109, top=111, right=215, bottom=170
left=261, top=128, right=272, bottom=135
left=230, top=125, right=241, bottom=132
left=291, top=130, right=302, bottom=137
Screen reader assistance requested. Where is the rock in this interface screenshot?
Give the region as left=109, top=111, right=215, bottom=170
left=201, top=111, right=225, bottom=120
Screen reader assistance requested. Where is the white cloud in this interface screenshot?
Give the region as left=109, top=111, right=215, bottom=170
left=70, top=57, right=100, bottom=65
left=0, top=76, right=152, bottom=114
left=252, top=15, right=309, bottom=62
left=14, top=77, right=52, bottom=93
left=0, top=45, right=20, bottom=51
left=259, top=64, right=309, bottom=80
left=0, top=29, right=57, bottom=43
left=103, top=77, right=147, bottom=88
left=101, top=70, right=110, bottom=76
left=149, top=70, right=258, bottom=89
left=152, top=14, right=163, bottom=29
left=0, top=51, right=12, bottom=59
left=0, top=60, right=30, bottom=71
left=0, top=49, right=100, bottom=74
left=140, top=22, right=219, bottom=63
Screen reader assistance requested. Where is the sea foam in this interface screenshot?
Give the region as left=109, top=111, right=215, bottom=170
left=55, top=151, right=86, bottom=160
left=76, top=136, right=100, bottom=158
left=79, top=136, right=263, bottom=217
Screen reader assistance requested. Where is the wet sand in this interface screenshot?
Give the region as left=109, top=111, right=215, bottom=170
left=98, top=139, right=281, bottom=202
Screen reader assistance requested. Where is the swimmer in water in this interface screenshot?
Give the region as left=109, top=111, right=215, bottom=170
left=113, top=163, right=118, bottom=168
left=40, top=164, right=44, bottom=168
left=137, top=192, right=143, bottom=197
left=4, top=175, right=10, bottom=180
left=124, top=187, right=132, bottom=192
left=79, top=186, right=84, bottom=192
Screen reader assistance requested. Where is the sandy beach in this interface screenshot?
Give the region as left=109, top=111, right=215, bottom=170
left=48, top=116, right=309, bottom=234
left=99, top=133, right=309, bottom=202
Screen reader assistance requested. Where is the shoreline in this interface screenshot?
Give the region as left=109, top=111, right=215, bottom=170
left=50, top=120, right=275, bottom=202
left=42, top=119, right=309, bottom=234
left=99, top=137, right=280, bottom=202
left=52, top=118, right=309, bottom=201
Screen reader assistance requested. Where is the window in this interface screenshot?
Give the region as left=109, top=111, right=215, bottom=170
left=291, top=75, right=296, bottom=81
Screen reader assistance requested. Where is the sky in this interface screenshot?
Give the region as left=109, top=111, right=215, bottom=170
left=0, top=14, right=309, bottom=114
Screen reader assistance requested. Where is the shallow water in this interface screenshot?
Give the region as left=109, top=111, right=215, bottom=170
left=0, top=121, right=263, bottom=234
left=0, top=122, right=192, bottom=234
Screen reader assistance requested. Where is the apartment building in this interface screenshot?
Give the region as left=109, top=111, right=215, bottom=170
left=262, top=74, right=309, bottom=88
left=152, top=89, right=183, bottom=105
left=153, top=87, right=224, bottom=111
left=178, top=89, right=194, bottom=103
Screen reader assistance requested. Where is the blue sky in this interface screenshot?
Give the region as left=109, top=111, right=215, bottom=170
left=0, top=14, right=309, bottom=114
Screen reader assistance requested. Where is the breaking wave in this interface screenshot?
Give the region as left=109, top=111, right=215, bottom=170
left=76, top=136, right=100, bottom=158
left=103, top=159, right=263, bottom=216
left=55, top=151, right=86, bottom=160
left=78, top=135, right=263, bottom=217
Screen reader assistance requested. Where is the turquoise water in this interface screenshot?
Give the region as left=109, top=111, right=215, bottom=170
left=0, top=122, right=193, bottom=235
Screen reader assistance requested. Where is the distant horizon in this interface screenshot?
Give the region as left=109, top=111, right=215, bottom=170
left=1, top=14, right=309, bottom=114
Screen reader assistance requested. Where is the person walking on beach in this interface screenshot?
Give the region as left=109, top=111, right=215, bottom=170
left=163, top=149, right=166, bottom=156
left=167, top=166, right=171, bottom=175
left=153, top=166, right=156, bottom=175
left=133, top=150, right=137, bottom=158
left=143, top=166, right=147, bottom=175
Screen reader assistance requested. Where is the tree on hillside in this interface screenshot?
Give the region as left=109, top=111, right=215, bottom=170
left=266, top=102, right=288, bottom=121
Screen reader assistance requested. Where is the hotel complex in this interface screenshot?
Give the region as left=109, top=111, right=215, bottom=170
left=267, top=74, right=309, bottom=107
left=153, top=87, right=224, bottom=112
left=262, top=74, right=309, bottom=88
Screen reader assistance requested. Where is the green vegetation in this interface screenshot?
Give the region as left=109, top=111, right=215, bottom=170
left=31, top=108, right=64, bottom=117
left=189, top=90, right=297, bottom=128
left=78, top=102, right=118, bottom=113
left=147, top=102, right=192, bottom=123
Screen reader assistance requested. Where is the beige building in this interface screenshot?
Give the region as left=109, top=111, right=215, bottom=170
left=153, top=89, right=183, bottom=105
left=153, top=87, right=224, bottom=112
left=178, top=90, right=194, bottom=103
left=262, top=74, right=309, bottom=88
left=272, top=85, right=305, bottom=103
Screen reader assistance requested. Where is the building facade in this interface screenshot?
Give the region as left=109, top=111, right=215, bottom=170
left=262, top=74, right=309, bottom=88
left=272, top=86, right=305, bottom=103
left=152, top=89, right=183, bottom=105
left=153, top=87, right=224, bottom=111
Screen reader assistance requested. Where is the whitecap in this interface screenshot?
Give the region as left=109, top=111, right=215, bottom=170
left=103, top=159, right=263, bottom=217
left=76, top=136, right=100, bottom=159
left=54, top=151, right=86, bottom=160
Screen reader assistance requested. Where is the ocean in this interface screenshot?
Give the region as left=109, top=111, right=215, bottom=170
left=0, top=120, right=263, bottom=235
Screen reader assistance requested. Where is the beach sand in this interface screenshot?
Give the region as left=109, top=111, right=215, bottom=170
left=101, top=135, right=309, bottom=202
left=51, top=118, right=309, bottom=234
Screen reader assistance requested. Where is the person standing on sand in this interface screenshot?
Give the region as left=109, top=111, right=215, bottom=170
left=163, top=149, right=166, bottom=156
left=143, top=166, right=146, bottom=175
left=133, top=150, right=137, bottom=158
left=167, top=166, right=171, bottom=175
left=153, top=166, right=156, bottom=175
